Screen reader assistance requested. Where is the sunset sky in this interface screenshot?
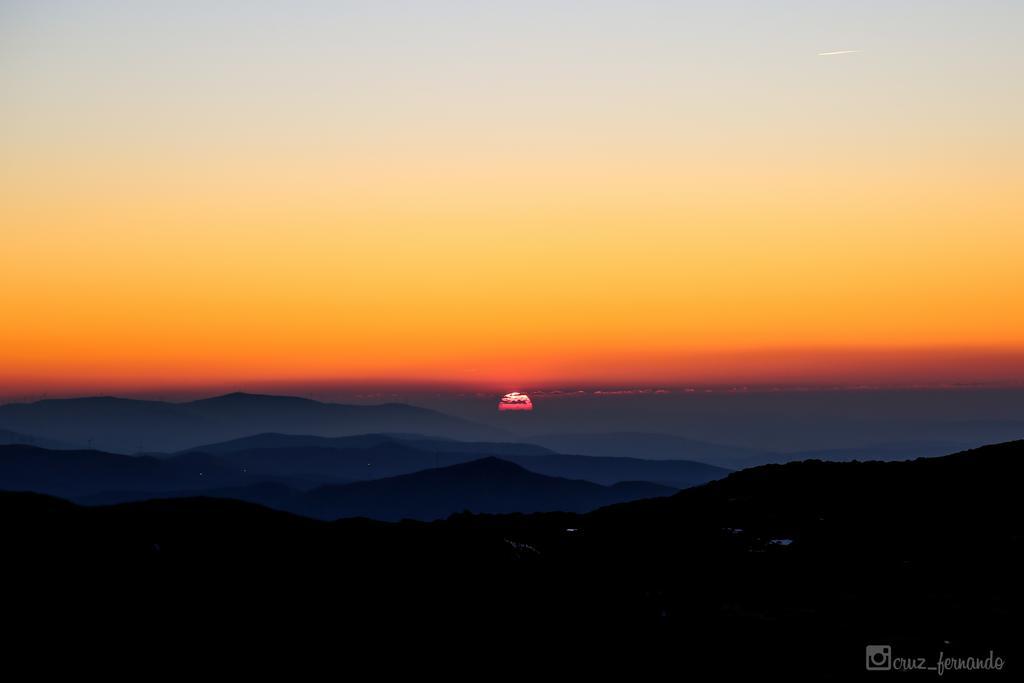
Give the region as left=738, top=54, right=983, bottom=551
left=2, top=1, right=1023, bottom=396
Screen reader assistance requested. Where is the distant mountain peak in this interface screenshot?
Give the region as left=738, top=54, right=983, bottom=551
left=433, top=456, right=526, bottom=474
left=355, top=456, right=533, bottom=483
left=188, top=392, right=319, bottom=405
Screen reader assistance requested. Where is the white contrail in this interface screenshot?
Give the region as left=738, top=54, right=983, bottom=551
left=817, top=50, right=860, bottom=56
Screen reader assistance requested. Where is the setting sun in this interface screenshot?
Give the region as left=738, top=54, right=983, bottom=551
left=498, top=392, right=533, bottom=412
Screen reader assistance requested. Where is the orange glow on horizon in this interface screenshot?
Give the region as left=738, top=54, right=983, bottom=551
left=2, top=346, right=1024, bottom=401
left=2, top=4, right=1023, bottom=395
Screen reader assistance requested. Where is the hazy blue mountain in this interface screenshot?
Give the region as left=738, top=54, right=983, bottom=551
left=177, top=442, right=439, bottom=482
left=1, top=442, right=688, bottom=518
left=1, top=438, right=722, bottom=512
left=0, top=444, right=248, bottom=497
left=0, top=428, right=71, bottom=450
left=0, top=392, right=508, bottom=453
left=388, top=437, right=554, bottom=456
left=527, top=431, right=983, bottom=469
left=299, top=457, right=677, bottom=521
left=182, top=431, right=553, bottom=457
left=529, top=431, right=770, bottom=465
left=174, top=438, right=726, bottom=487
left=480, top=389, right=1024, bottom=453
left=697, top=439, right=986, bottom=468
left=500, top=452, right=728, bottom=487
left=181, top=432, right=406, bottom=454
left=769, top=440, right=977, bottom=464
left=76, top=458, right=678, bottom=520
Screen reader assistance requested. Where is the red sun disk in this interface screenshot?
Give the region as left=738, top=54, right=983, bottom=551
left=498, top=392, right=533, bottom=411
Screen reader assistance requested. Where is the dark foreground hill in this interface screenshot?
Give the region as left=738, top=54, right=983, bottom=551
left=3, top=440, right=1022, bottom=674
